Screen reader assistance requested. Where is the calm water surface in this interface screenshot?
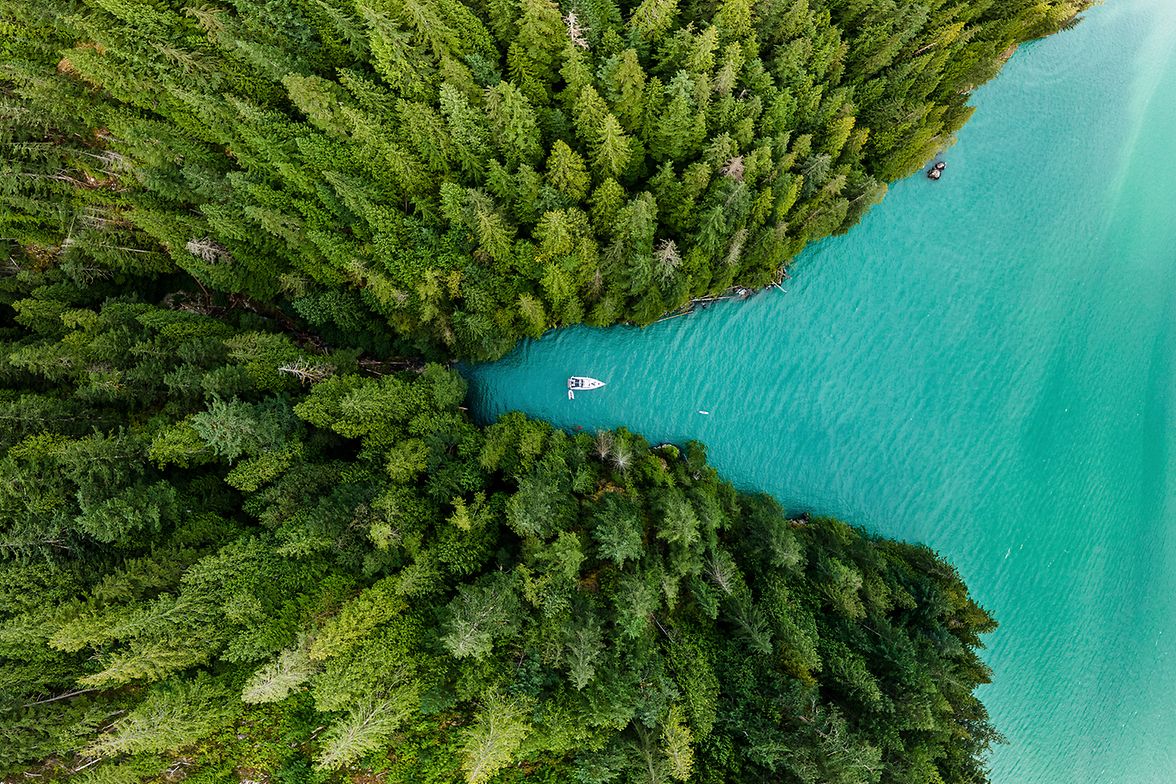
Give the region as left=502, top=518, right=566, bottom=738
left=468, top=2, right=1176, bottom=781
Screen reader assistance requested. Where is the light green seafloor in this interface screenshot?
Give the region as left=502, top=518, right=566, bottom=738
left=468, top=2, right=1176, bottom=781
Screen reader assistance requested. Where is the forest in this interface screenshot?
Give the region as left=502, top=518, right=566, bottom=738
left=0, top=283, right=999, bottom=783
left=3, top=0, right=1089, bottom=358
left=1, top=0, right=1091, bottom=781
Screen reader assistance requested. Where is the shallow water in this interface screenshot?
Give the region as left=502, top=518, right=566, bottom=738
left=467, top=2, right=1176, bottom=781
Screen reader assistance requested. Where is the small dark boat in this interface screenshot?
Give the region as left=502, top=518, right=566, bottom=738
left=935, top=161, right=946, bottom=171
left=927, top=168, right=941, bottom=180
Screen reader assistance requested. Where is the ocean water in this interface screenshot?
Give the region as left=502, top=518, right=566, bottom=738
left=467, top=2, right=1176, bottom=781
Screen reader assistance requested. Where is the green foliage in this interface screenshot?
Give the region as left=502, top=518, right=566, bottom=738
left=0, top=0, right=1094, bottom=359
left=0, top=292, right=1000, bottom=780
left=85, top=676, right=238, bottom=758
left=461, top=693, right=532, bottom=784
left=242, top=639, right=317, bottom=705
left=315, top=692, right=416, bottom=771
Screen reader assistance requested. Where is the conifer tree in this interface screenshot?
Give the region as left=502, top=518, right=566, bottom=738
left=1, top=0, right=1091, bottom=358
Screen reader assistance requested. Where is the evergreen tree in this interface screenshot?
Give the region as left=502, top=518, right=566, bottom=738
left=0, top=0, right=1092, bottom=359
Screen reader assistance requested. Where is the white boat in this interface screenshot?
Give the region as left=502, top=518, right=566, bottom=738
left=567, top=376, right=606, bottom=399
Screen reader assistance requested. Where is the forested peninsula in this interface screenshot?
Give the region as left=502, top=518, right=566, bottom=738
left=0, top=303, right=1000, bottom=783
left=5, top=0, right=1088, bottom=358
left=2, top=0, right=1088, bottom=781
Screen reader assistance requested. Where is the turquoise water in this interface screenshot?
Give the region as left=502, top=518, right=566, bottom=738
left=468, top=2, right=1176, bottom=782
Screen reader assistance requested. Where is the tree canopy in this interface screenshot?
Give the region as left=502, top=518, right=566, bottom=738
left=3, top=0, right=1090, bottom=358
left=0, top=278, right=1000, bottom=783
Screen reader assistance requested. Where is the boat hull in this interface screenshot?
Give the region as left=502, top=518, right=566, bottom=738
left=567, top=377, right=606, bottom=398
